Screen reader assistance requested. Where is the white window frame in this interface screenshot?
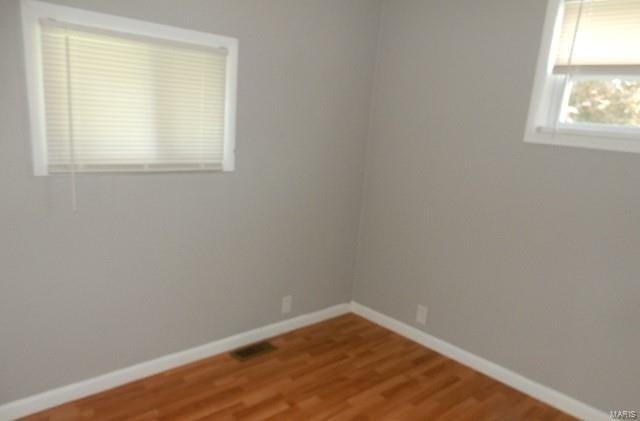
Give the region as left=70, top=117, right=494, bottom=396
left=524, top=0, right=640, bottom=154
left=21, top=0, right=238, bottom=175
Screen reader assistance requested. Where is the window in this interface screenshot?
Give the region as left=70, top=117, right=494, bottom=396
left=21, top=0, right=238, bottom=175
left=524, top=0, right=640, bottom=154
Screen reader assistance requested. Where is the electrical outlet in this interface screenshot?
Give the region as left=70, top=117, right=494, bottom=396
left=416, top=305, right=428, bottom=325
left=282, top=295, right=292, bottom=314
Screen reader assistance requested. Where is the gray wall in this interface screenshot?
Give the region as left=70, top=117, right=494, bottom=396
left=354, top=0, right=640, bottom=411
left=0, top=0, right=380, bottom=403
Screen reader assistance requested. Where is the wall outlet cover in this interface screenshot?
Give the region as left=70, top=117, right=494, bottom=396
left=282, top=296, right=292, bottom=314
left=416, top=305, right=428, bottom=325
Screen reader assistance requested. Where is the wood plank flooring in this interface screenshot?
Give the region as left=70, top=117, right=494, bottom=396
left=23, top=314, right=575, bottom=420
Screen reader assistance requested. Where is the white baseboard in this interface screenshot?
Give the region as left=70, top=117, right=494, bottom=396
left=350, top=301, right=608, bottom=421
left=0, top=302, right=609, bottom=421
left=0, top=303, right=350, bottom=420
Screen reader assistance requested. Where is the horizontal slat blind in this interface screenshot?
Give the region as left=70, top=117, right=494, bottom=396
left=40, top=20, right=228, bottom=173
left=554, top=0, right=640, bottom=74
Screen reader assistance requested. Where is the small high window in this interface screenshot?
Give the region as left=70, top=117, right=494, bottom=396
left=525, top=0, right=640, bottom=154
left=22, top=0, right=238, bottom=175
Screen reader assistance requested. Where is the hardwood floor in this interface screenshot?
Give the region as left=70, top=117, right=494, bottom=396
left=23, top=314, right=575, bottom=420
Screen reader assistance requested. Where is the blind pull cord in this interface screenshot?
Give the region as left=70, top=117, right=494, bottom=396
left=63, top=28, right=78, bottom=212
left=554, top=0, right=587, bottom=138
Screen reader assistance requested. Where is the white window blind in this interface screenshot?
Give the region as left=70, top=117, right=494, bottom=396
left=40, top=19, right=229, bottom=173
left=554, top=0, right=640, bottom=74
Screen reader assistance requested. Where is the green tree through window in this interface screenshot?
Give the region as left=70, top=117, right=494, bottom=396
left=566, top=79, right=640, bottom=127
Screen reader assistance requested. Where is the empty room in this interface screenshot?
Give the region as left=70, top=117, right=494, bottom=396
left=0, top=0, right=638, bottom=419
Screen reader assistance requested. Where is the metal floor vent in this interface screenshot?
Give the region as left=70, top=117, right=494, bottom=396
left=230, top=341, right=276, bottom=361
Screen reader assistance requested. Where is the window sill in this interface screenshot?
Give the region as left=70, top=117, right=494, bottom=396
left=34, top=162, right=232, bottom=176
left=524, top=126, right=640, bottom=155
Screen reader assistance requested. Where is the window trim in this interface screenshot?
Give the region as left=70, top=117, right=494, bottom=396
left=21, top=0, right=238, bottom=175
left=524, top=0, right=640, bottom=154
